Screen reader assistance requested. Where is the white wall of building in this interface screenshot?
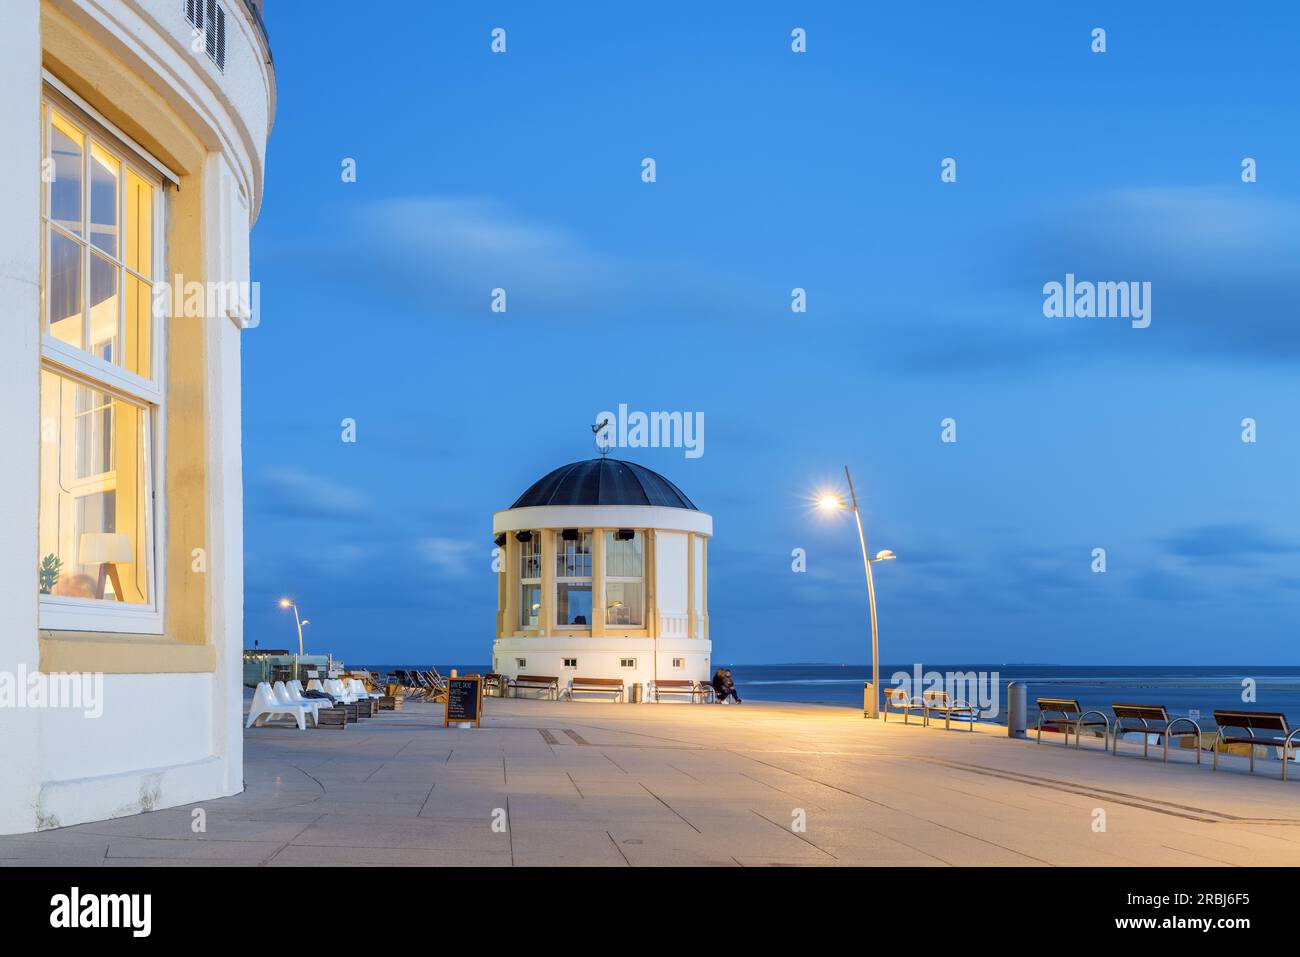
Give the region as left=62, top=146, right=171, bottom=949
left=492, top=637, right=712, bottom=698
left=0, top=0, right=271, bottom=834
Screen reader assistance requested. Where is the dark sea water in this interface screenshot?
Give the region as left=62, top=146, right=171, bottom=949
left=354, top=662, right=1300, bottom=729
left=721, top=663, right=1300, bottom=729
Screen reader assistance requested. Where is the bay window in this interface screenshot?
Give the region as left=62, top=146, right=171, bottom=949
left=555, top=531, right=592, bottom=626
left=605, top=530, right=644, bottom=627
left=38, top=97, right=163, bottom=631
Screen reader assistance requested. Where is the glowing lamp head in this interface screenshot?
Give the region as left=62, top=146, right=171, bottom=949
left=279, top=598, right=292, bottom=609
left=874, top=550, right=896, bottom=562
left=818, top=494, right=842, bottom=512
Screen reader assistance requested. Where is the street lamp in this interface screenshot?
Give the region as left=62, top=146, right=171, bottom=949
left=817, top=465, right=895, bottom=718
left=279, top=598, right=309, bottom=656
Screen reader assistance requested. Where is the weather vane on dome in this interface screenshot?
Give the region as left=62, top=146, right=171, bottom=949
left=592, top=417, right=611, bottom=457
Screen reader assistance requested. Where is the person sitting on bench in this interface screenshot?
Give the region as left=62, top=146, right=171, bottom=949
left=713, top=668, right=742, bottom=704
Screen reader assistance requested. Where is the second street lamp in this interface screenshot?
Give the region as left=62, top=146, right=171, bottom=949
left=817, top=465, right=895, bottom=719
left=279, top=598, right=309, bottom=656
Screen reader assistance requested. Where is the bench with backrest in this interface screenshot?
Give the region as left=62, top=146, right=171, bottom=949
left=510, top=674, right=559, bottom=701
left=568, top=677, right=625, bottom=702
left=1211, top=710, right=1300, bottom=779
left=882, top=686, right=926, bottom=724
left=652, top=679, right=705, bottom=703
left=1036, top=697, right=1109, bottom=751
left=922, top=690, right=978, bottom=731
left=1111, top=703, right=1201, bottom=764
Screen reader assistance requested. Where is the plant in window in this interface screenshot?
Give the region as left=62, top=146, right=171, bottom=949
left=39, top=553, right=62, bottom=594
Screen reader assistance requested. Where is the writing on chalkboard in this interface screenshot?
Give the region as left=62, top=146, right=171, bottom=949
left=445, top=675, right=482, bottom=728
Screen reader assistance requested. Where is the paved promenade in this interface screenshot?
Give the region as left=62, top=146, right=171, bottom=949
left=4, top=697, right=1300, bottom=866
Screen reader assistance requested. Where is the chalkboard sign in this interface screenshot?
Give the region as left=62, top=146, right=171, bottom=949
left=444, top=675, right=482, bottom=727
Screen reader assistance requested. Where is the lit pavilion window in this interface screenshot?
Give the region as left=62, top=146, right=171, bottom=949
left=38, top=98, right=162, bottom=627
left=518, top=533, right=541, bottom=628
left=605, top=531, right=643, bottom=627
left=555, top=531, right=592, bottom=626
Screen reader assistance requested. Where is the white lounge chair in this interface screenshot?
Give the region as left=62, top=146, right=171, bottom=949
left=246, top=681, right=316, bottom=730
left=274, top=681, right=327, bottom=722
left=348, top=678, right=381, bottom=700
left=288, top=679, right=332, bottom=708
left=325, top=678, right=358, bottom=703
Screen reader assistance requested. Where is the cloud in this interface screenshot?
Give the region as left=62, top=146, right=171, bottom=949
left=1159, top=523, right=1300, bottom=567
left=251, top=466, right=370, bottom=520
left=418, top=536, right=481, bottom=577
left=898, top=188, right=1300, bottom=373
left=258, top=194, right=766, bottom=324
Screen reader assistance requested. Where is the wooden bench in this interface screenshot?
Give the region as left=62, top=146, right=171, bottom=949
left=509, top=674, right=559, bottom=701
left=922, top=690, right=978, bottom=731
left=1111, top=703, right=1201, bottom=764
left=882, top=687, right=926, bottom=724
left=1211, top=710, right=1300, bottom=779
left=568, top=677, right=625, bottom=702
left=644, top=681, right=696, bottom=702
left=1036, top=697, right=1109, bottom=751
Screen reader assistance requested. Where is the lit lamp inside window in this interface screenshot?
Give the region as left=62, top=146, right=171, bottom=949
left=78, top=532, right=133, bottom=601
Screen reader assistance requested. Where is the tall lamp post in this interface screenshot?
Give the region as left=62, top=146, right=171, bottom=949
left=818, top=465, right=895, bottom=718
left=279, top=598, right=310, bottom=656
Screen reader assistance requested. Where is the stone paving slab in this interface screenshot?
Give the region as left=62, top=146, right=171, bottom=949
left=5, top=696, right=1300, bottom=866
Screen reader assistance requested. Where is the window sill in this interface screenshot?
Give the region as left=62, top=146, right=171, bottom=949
left=39, top=631, right=216, bottom=674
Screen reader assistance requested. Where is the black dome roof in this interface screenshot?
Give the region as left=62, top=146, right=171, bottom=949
left=511, top=459, right=698, bottom=511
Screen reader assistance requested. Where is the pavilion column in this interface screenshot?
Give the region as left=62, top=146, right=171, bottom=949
left=591, top=529, right=605, bottom=637
left=539, top=529, right=555, bottom=635
left=501, top=536, right=516, bottom=636
left=646, top=529, right=657, bottom=638
left=686, top=533, right=696, bottom=638
left=702, top=537, right=709, bottom=639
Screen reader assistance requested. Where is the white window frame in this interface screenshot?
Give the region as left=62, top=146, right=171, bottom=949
left=38, top=89, right=167, bottom=635
left=554, top=531, right=592, bottom=629
left=604, top=530, right=644, bottom=628
left=518, top=534, right=541, bottom=629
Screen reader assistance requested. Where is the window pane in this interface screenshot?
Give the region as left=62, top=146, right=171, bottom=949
left=556, top=532, right=592, bottom=578
left=89, top=251, right=120, bottom=365
left=89, top=143, right=119, bottom=257
left=124, top=169, right=153, bottom=278
left=39, top=370, right=151, bottom=604
left=606, top=582, right=643, bottom=627
left=48, top=111, right=83, bottom=235
left=605, top=531, right=643, bottom=577
left=48, top=229, right=83, bottom=348
left=519, top=583, right=541, bottom=628
left=125, top=274, right=152, bottom=379
left=518, top=536, right=540, bottom=580
left=556, top=583, right=592, bottom=626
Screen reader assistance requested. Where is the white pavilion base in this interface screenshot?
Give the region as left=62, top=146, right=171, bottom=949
left=492, top=637, right=712, bottom=700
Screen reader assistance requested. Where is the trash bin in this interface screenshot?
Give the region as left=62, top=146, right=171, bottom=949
left=628, top=682, right=642, bottom=704
left=1007, top=681, right=1027, bottom=738
left=863, top=681, right=877, bottom=719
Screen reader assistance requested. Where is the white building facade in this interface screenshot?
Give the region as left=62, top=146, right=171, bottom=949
left=492, top=459, right=712, bottom=698
left=0, top=0, right=274, bottom=833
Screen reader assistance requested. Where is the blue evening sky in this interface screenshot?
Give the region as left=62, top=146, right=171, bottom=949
left=243, top=2, right=1300, bottom=666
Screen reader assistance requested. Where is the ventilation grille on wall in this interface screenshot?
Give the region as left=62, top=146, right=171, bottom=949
left=185, top=0, right=227, bottom=72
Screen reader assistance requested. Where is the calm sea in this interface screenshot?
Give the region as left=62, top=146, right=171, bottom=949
left=353, top=662, right=1300, bottom=728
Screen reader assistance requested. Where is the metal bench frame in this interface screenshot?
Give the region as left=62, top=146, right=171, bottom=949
left=922, top=690, right=978, bottom=731
left=567, top=678, right=625, bottom=703
left=1110, top=704, right=1201, bottom=764
left=1036, top=698, right=1110, bottom=751
left=509, top=676, right=559, bottom=701
left=882, top=688, right=926, bottom=724
left=1211, top=710, right=1300, bottom=780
